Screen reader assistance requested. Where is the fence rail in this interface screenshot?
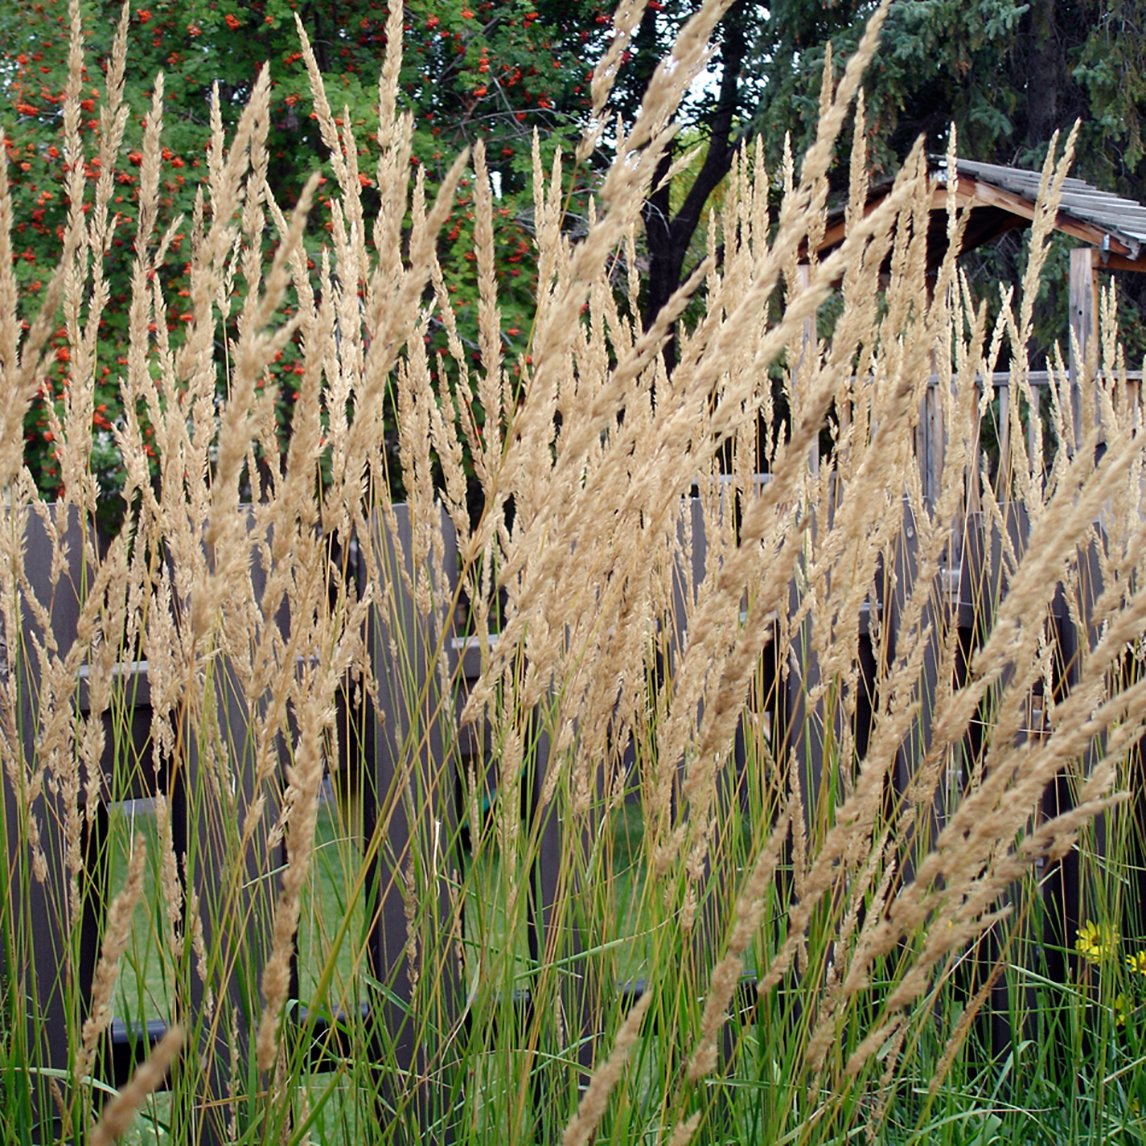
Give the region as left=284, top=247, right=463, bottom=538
left=916, top=369, right=1144, bottom=507
left=5, top=431, right=1139, bottom=1140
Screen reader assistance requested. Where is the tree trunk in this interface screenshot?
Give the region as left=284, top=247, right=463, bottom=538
left=1026, top=0, right=1062, bottom=147
left=640, top=2, right=748, bottom=373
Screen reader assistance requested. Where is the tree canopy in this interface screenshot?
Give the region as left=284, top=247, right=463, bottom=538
left=0, top=0, right=615, bottom=499
left=2, top=0, right=1143, bottom=503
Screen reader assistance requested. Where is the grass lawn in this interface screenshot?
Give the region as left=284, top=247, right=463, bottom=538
left=102, top=781, right=651, bottom=1142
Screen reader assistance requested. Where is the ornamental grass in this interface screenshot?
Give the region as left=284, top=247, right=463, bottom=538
left=1, top=0, right=1145, bottom=1143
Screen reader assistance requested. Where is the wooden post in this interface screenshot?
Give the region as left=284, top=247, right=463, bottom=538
left=5, top=507, right=86, bottom=1135
left=996, top=376, right=1011, bottom=502
left=795, top=264, right=819, bottom=476
left=175, top=509, right=293, bottom=1145
left=360, top=502, right=463, bottom=1138
left=1069, top=247, right=1099, bottom=451
left=921, top=359, right=946, bottom=510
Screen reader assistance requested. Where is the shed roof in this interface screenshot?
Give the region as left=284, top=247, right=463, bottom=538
left=815, top=156, right=1146, bottom=273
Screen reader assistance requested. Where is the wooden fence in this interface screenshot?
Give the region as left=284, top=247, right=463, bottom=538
left=916, top=369, right=1143, bottom=510
left=5, top=366, right=1142, bottom=1138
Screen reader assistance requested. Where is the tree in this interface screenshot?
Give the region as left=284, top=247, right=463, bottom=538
left=0, top=0, right=614, bottom=504
left=620, top=0, right=1146, bottom=367
left=4, top=0, right=1143, bottom=506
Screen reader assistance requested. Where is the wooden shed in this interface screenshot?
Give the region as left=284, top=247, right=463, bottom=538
left=809, top=155, right=1146, bottom=506
left=818, top=154, right=1146, bottom=371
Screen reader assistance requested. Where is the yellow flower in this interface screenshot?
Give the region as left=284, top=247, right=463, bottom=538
left=1076, top=920, right=1119, bottom=964
left=1113, top=994, right=1130, bottom=1028
left=1127, top=950, right=1146, bottom=977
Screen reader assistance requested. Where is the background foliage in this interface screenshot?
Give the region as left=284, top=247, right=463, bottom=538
left=2, top=0, right=1144, bottom=505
